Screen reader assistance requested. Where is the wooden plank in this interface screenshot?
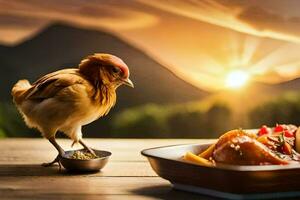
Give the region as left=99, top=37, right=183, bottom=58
left=0, top=138, right=212, bottom=150
left=0, top=138, right=208, bottom=144
left=0, top=177, right=212, bottom=200
left=0, top=149, right=147, bottom=163
left=1, top=191, right=210, bottom=200
left=0, top=177, right=168, bottom=194
left=0, top=139, right=214, bottom=164
left=0, top=162, right=156, bottom=177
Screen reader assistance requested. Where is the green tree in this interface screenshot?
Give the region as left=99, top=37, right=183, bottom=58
left=205, top=103, right=232, bottom=138
left=112, top=104, right=170, bottom=138
left=249, top=93, right=300, bottom=127
left=167, top=108, right=205, bottom=138
left=0, top=102, right=37, bottom=137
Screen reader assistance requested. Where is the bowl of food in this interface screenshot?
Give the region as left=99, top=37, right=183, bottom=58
left=142, top=124, right=300, bottom=199
left=60, top=149, right=111, bottom=172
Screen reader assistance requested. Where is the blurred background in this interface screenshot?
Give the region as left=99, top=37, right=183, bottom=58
left=1, top=0, right=300, bottom=138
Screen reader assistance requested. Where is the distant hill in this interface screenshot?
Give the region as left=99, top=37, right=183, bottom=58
left=199, top=79, right=300, bottom=127
left=275, top=77, right=300, bottom=91
left=0, top=23, right=208, bottom=136
left=203, top=79, right=300, bottom=109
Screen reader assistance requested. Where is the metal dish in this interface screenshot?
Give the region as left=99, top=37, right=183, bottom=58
left=60, top=149, right=111, bottom=172
left=142, top=143, right=300, bottom=200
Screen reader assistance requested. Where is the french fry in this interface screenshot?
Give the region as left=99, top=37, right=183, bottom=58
left=257, top=135, right=269, bottom=144
left=198, top=143, right=215, bottom=159
left=295, top=127, right=300, bottom=153
left=184, top=151, right=213, bottom=166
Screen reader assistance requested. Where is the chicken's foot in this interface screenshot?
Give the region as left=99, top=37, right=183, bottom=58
left=42, top=137, right=65, bottom=168
left=79, top=139, right=96, bottom=156
left=41, top=155, right=61, bottom=169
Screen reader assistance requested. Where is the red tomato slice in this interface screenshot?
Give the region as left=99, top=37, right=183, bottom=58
left=284, top=130, right=294, bottom=137
left=258, top=125, right=269, bottom=136
left=274, top=124, right=286, bottom=133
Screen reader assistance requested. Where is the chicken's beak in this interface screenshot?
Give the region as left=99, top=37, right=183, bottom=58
left=123, top=78, right=134, bottom=88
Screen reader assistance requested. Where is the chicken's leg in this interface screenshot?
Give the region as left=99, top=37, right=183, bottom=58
left=42, top=137, right=65, bottom=167
left=79, top=139, right=96, bottom=156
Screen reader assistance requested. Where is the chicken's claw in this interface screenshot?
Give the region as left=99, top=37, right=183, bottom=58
left=79, top=139, right=97, bottom=157
left=41, top=155, right=61, bottom=167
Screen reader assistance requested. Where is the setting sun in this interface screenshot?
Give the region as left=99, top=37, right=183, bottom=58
left=225, top=70, right=250, bottom=89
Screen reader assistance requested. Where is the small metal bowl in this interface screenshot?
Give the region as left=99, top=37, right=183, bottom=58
left=60, top=149, right=111, bottom=172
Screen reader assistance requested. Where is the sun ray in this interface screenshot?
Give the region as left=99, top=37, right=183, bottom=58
left=250, top=43, right=300, bottom=74
left=241, top=36, right=260, bottom=66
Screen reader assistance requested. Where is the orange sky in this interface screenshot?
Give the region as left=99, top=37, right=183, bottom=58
left=0, top=0, right=300, bottom=91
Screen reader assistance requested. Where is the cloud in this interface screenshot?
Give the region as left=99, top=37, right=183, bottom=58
left=0, top=13, right=49, bottom=44
left=0, top=0, right=159, bottom=44
left=0, top=13, right=47, bottom=28
left=253, top=70, right=285, bottom=84
left=237, top=6, right=300, bottom=40
left=138, top=0, right=300, bottom=43
left=253, top=69, right=300, bottom=84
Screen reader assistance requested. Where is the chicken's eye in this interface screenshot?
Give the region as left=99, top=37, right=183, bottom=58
left=112, top=67, right=121, bottom=74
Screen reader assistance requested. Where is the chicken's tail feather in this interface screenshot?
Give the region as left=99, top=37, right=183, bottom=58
left=11, top=79, right=32, bottom=104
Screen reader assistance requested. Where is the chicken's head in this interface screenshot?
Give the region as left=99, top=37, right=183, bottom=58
left=79, top=53, right=134, bottom=88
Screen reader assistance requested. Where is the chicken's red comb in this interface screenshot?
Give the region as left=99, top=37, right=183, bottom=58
left=95, top=53, right=129, bottom=78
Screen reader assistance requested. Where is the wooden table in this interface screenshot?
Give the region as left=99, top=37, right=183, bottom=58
left=0, top=138, right=215, bottom=200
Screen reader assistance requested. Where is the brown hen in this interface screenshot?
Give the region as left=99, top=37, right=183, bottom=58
left=11, top=53, right=133, bottom=166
